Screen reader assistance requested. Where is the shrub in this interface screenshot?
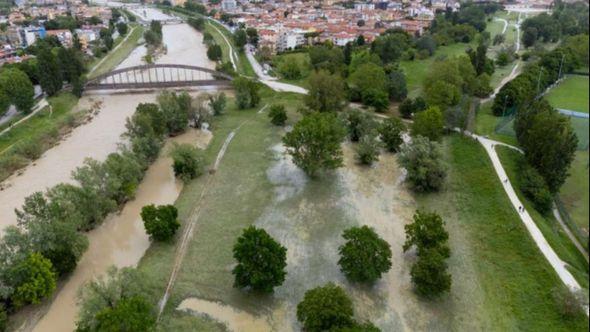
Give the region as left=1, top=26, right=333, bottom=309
left=520, top=165, right=553, bottom=214
left=169, top=143, right=204, bottom=182
left=93, top=296, right=156, bottom=331
left=355, top=134, right=380, bottom=165
left=552, top=286, right=588, bottom=319
left=398, top=136, right=446, bottom=192
left=338, top=226, right=392, bottom=283
left=140, top=204, right=180, bottom=241
left=403, top=210, right=450, bottom=257
left=207, top=44, right=222, bottom=61
left=410, top=247, right=452, bottom=297
left=345, top=109, right=376, bottom=142
left=268, top=104, right=287, bottom=126
left=378, top=117, right=405, bottom=152
left=208, top=92, right=227, bottom=116
left=11, top=253, right=57, bottom=307
left=232, top=226, right=287, bottom=293
left=411, top=107, right=444, bottom=141
left=14, top=139, right=43, bottom=160
left=296, top=283, right=354, bottom=332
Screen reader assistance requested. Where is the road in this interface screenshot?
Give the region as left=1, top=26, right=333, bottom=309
left=244, top=46, right=308, bottom=94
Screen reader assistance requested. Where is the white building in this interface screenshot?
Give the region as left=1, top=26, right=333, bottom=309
left=276, top=28, right=305, bottom=52
left=221, top=0, right=238, bottom=12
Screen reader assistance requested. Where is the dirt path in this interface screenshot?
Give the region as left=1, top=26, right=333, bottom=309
left=157, top=106, right=267, bottom=319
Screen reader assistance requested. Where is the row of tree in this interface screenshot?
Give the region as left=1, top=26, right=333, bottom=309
left=522, top=0, right=588, bottom=48
left=0, top=91, right=198, bottom=322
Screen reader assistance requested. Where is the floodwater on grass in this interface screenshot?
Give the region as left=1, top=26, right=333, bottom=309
left=178, top=297, right=274, bottom=332
left=190, top=141, right=480, bottom=331
left=31, top=129, right=211, bottom=332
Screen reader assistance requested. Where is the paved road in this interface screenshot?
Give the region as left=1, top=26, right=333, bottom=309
left=473, top=134, right=585, bottom=298
left=244, top=46, right=308, bottom=94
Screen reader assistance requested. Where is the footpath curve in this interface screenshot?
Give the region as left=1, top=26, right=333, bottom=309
left=472, top=133, right=587, bottom=315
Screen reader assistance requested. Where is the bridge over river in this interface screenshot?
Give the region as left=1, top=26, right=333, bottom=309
left=85, top=64, right=233, bottom=91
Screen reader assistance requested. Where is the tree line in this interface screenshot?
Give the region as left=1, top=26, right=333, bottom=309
left=0, top=90, right=216, bottom=326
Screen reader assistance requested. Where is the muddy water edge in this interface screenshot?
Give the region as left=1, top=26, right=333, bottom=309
left=28, top=130, right=212, bottom=332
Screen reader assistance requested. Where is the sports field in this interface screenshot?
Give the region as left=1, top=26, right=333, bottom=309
left=545, top=75, right=589, bottom=114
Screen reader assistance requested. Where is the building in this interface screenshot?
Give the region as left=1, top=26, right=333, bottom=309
left=276, top=28, right=305, bottom=52
left=21, top=26, right=46, bottom=47
left=221, top=0, right=238, bottom=12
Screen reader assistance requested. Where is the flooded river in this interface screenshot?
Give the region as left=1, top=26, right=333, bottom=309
left=0, top=11, right=214, bottom=231
left=0, top=6, right=217, bottom=331
left=32, top=130, right=211, bottom=332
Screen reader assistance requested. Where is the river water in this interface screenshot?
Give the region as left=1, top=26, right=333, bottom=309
left=0, top=7, right=216, bottom=331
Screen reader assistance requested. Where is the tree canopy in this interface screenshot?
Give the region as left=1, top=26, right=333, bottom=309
left=338, top=226, right=392, bottom=283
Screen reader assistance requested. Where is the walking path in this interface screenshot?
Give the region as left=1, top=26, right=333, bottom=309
left=244, top=46, right=308, bottom=94
left=206, top=20, right=238, bottom=72
left=556, top=108, right=590, bottom=119
left=0, top=98, right=49, bottom=137
left=473, top=134, right=586, bottom=304
left=495, top=18, right=508, bottom=34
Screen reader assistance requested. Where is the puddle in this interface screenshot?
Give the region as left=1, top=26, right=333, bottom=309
left=178, top=297, right=273, bottom=332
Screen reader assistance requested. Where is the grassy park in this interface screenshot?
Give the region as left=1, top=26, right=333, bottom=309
left=400, top=42, right=474, bottom=98
left=127, top=84, right=587, bottom=331
left=545, top=75, right=589, bottom=113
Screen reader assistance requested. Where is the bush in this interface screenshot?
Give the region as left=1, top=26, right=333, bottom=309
left=411, top=107, right=444, bottom=141
left=232, top=226, right=287, bottom=293
left=338, top=226, right=392, bottom=283
left=403, top=210, right=450, bottom=257
left=140, top=204, right=180, bottom=241
left=93, top=296, right=156, bottom=331
left=10, top=252, right=57, bottom=307
left=169, top=143, right=204, bottom=182
left=207, top=44, right=222, bottom=61
left=552, top=286, right=588, bottom=319
left=345, top=109, right=376, bottom=142
left=14, top=139, right=43, bottom=160
left=410, top=247, right=452, bottom=297
left=520, top=165, right=553, bottom=214
left=398, top=136, right=446, bottom=192
left=268, top=104, right=287, bottom=126
left=355, top=134, right=380, bottom=165
left=208, top=93, right=227, bottom=116
left=278, top=59, right=302, bottom=80
left=378, top=117, right=405, bottom=152
left=296, top=283, right=354, bottom=332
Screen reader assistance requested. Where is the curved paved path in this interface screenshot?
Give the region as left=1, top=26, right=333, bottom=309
left=472, top=133, right=587, bottom=314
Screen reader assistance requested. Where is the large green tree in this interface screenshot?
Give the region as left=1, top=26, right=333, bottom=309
left=15, top=191, right=89, bottom=275
left=36, top=45, right=63, bottom=96
left=0, top=68, right=35, bottom=113
left=232, top=226, right=287, bottom=293
left=338, top=226, right=392, bottom=283
left=378, top=117, right=405, bottom=152
left=411, top=107, right=444, bottom=141
left=517, top=104, right=578, bottom=193
left=410, top=248, right=452, bottom=297
left=10, top=252, right=57, bottom=307
left=283, top=112, right=346, bottom=177
left=403, top=210, right=450, bottom=257
left=296, top=283, right=354, bottom=332
left=305, top=70, right=346, bottom=112
left=398, top=136, right=446, bottom=192
left=140, top=204, right=180, bottom=241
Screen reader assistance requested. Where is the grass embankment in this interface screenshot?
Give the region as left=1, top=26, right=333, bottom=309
left=415, top=135, right=588, bottom=331
left=559, top=151, right=589, bottom=234
left=87, top=24, right=145, bottom=79
left=400, top=42, right=475, bottom=98
left=545, top=75, right=589, bottom=113
left=136, top=90, right=304, bottom=331
left=474, top=101, right=518, bottom=146
left=497, top=146, right=589, bottom=286
left=0, top=93, right=82, bottom=182
left=207, top=18, right=256, bottom=77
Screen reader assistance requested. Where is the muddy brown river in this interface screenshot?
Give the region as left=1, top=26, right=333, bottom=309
left=0, top=7, right=218, bottom=331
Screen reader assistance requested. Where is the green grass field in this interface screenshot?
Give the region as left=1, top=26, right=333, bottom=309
left=400, top=42, right=474, bottom=98
left=545, top=75, right=589, bottom=113
left=474, top=101, right=518, bottom=146
left=496, top=146, right=589, bottom=288
left=559, top=150, right=589, bottom=233
left=0, top=93, right=78, bottom=154
left=415, top=135, right=588, bottom=331
left=87, top=24, right=144, bottom=79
